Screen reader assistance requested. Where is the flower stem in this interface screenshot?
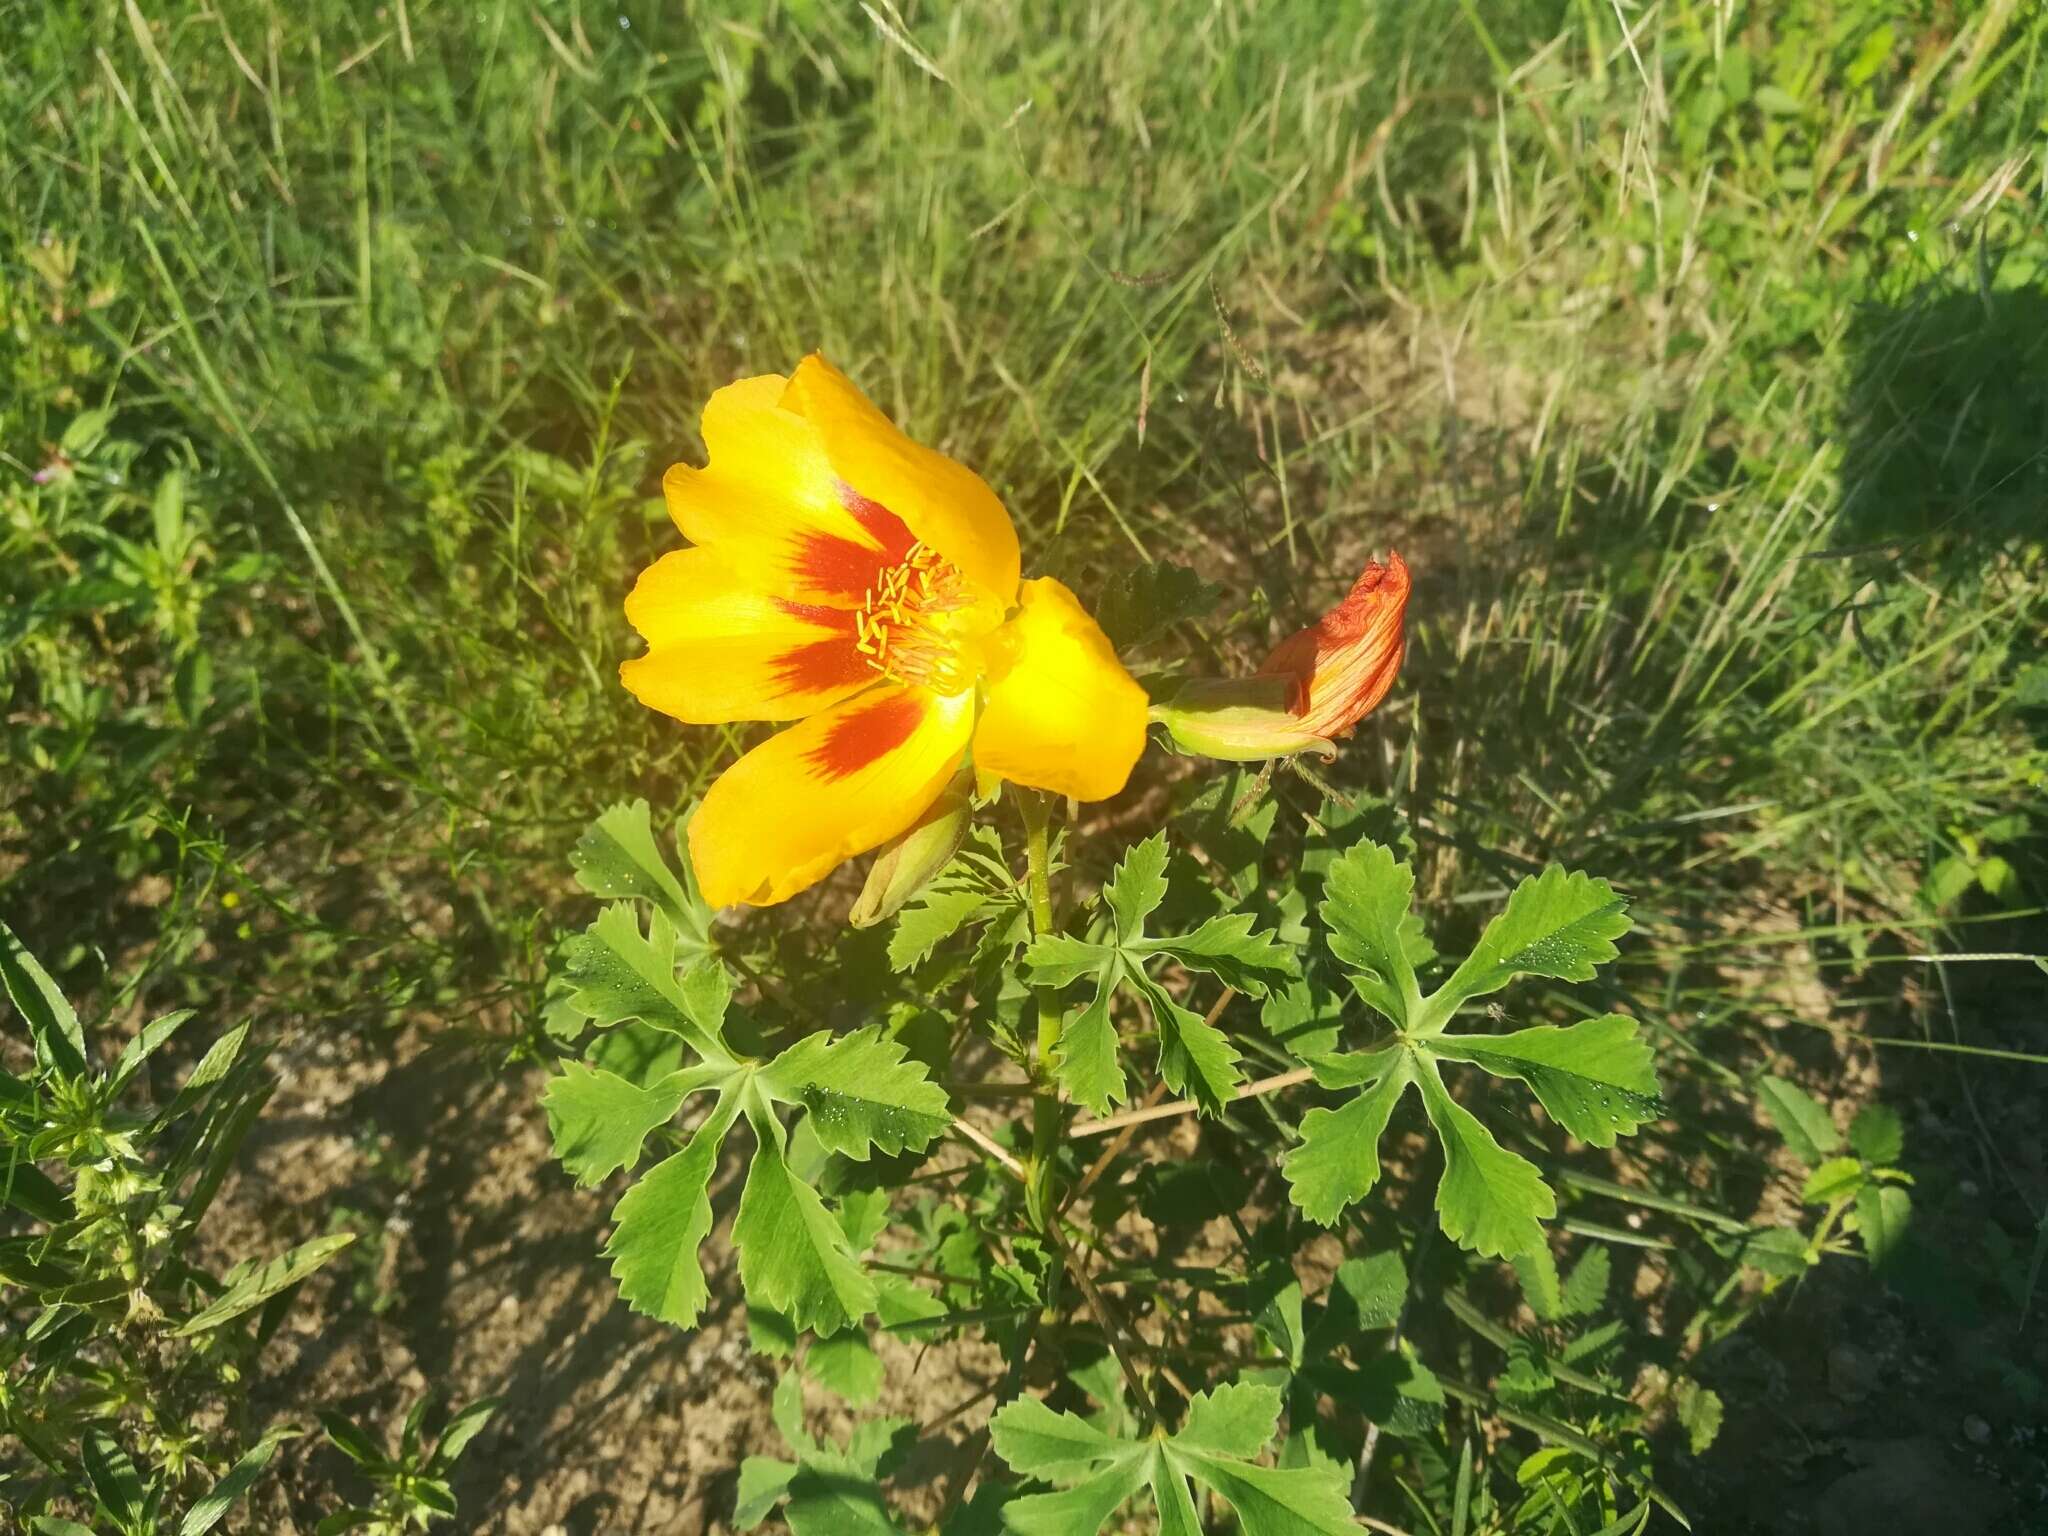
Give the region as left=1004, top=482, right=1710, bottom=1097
left=1019, top=790, right=1064, bottom=1228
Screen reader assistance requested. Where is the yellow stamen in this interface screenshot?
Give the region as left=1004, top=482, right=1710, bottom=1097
left=854, top=543, right=973, bottom=693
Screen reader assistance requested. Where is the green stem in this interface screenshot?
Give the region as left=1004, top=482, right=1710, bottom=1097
left=1019, top=790, right=1065, bottom=1228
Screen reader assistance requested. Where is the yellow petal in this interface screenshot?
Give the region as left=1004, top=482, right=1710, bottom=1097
left=786, top=355, right=1020, bottom=607
left=664, top=373, right=920, bottom=606
left=972, top=577, right=1147, bottom=802
left=689, top=683, right=975, bottom=908
left=619, top=548, right=876, bottom=723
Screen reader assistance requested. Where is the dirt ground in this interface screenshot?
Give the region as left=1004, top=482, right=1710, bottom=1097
left=222, top=1026, right=1008, bottom=1534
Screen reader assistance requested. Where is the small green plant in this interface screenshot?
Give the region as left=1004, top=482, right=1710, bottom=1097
left=0, top=922, right=351, bottom=1531
left=314, top=1396, right=501, bottom=1535
left=1755, top=1077, right=1914, bottom=1276
left=540, top=779, right=1688, bottom=1529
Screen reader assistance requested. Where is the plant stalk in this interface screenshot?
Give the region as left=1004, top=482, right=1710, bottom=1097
left=1019, top=791, right=1065, bottom=1227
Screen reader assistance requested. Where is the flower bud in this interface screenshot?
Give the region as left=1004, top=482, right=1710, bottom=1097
left=1151, top=676, right=1339, bottom=761
left=1152, top=554, right=1410, bottom=761
left=849, top=763, right=975, bottom=926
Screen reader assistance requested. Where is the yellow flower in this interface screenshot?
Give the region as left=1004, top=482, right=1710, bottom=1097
left=622, top=354, right=1149, bottom=909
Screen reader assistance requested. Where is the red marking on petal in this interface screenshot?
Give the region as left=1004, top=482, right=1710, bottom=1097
left=806, top=691, right=925, bottom=781
left=840, top=482, right=917, bottom=561
left=768, top=603, right=870, bottom=695
left=773, top=637, right=872, bottom=695
left=774, top=597, right=857, bottom=627
left=793, top=532, right=893, bottom=599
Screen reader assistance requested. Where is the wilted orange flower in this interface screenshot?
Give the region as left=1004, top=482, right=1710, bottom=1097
left=622, top=354, right=1149, bottom=909
left=1153, top=554, right=1410, bottom=761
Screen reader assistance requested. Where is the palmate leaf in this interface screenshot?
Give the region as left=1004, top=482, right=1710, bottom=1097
left=1152, top=1463, right=1206, bottom=1536
left=733, top=1098, right=878, bottom=1336
left=605, top=1091, right=742, bottom=1329
left=1260, top=968, right=1345, bottom=1057
left=1175, top=1381, right=1281, bottom=1458
left=1024, top=837, right=1290, bottom=1121
left=1432, top=1014, right=1663, bottom=1147
left=1415, top=1062, right=1554, bottom=1259
left=991, top=1386, right=1357, bottom=1536
left=760, top=1026, right=952, bottom=1160
left=1001, top=1457, right=1153, bottom=1536
left=1285, top=841, right=1657, bottom=1259
left=1426, top=864, right=1630, bottom=1025
left=989, top=1397, right=1132, bottom=1480
left=1175, top=1452, right=1358, bottom=1536
left=561, top=904, right=734, bottom=1066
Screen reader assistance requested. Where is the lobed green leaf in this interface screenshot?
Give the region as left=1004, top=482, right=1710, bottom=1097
left=1433, top=1013, right=1663, bottom=1147
left=605, top=1092, right=742, bottom=1329
left=760, top=1026, right=951, bottom=1161
left=1057, top=970, right=1127, bottom=1117
left=1415, top=1062, right=1554, bottom=1260
left=1105, top=834, right=1171, bottom=942
left=1283, top=1055, right=1412, bottom=1226
left=1318, top=841, right=1428, bottom=1028
left=1131, top=969, right=1242, bottom=1114
left=543, top=1063, right=715, bottom=1187
left=887, top=889, right=990, bottom=972
left=571, top=799, right=702, bottom=937
left=560, top=905, right=734, bottom=1067
left=1171, top=1453, right=1360, bottom=1536
left=1000, top=1456, right=1152, bottom=1536
left=1428, top=865, right=1630, bottom=1024
left=732, top=1102, right=878, bottom=1336
left=988, top=1397, right=1136, bottom=1481
left=1022, top=933, right=1116, bottom=989
left=1135, top=912, right=1298, bottom=999
left=1174, top=1382, right=1282, bottom=1460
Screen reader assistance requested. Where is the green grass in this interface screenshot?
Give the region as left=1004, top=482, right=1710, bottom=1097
left=4, top=0, right=2046, bottom=1529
